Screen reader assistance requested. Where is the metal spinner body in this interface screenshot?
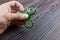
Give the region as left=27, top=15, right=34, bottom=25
left=17, top=6, right=36, bottom=29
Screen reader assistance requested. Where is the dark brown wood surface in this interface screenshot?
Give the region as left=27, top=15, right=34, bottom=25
left=0, top=0, right=60, bottom=40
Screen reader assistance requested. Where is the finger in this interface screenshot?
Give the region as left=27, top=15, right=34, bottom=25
left=6, top=1, right=24, bottom=12
left=15, top=20, right=24, bottom=26
left=5, top=13, right=28, bottom=21
left=11, top=10, right=17, bottom=13
left=11, top=20, right=24, bottom=26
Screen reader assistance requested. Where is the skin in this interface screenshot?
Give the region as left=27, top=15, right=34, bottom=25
left=0, top=1, right=28, bottom=34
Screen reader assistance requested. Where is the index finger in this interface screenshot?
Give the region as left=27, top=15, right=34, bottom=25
left=6, top=1, right=24, bottom=12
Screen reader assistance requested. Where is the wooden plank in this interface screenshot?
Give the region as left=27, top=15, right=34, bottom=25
left=0, top=0, right=60, bottom=40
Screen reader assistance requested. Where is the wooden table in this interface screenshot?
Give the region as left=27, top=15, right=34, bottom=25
left=0, top=0, right=60, bottom=40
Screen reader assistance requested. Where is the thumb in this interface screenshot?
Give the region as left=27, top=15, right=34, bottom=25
left=5, top=13, right=28, bottom=20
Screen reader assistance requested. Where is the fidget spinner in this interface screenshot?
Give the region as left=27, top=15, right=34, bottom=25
left=17, top=6, right=36, bottom=29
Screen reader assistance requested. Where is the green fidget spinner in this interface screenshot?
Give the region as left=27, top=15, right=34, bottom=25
left=17, top=6, right=36, bottom=29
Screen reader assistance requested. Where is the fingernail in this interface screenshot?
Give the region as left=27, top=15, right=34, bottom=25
left=22, top=6, right=25, bottom=11
left=22, top=8, right=24, bottom=11
left=22, top=14, right=28, bottom=19
left=18, top=14, right=28, bottom=20
left=19, top=7, right=25, bottom=12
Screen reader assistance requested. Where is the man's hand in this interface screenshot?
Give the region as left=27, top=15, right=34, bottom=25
left=0, top=1, right=28, bottom=34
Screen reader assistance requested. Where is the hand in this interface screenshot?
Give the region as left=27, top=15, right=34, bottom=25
left=0, top=1, right=28, bottom=34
